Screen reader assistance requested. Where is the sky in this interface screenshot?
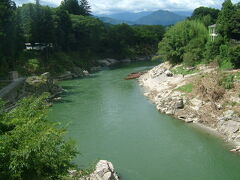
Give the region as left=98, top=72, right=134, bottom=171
left=16, top=0, right=240, bottom=14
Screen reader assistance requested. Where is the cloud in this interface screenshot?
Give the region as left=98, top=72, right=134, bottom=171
left=16, top=0, right=240, bottom=14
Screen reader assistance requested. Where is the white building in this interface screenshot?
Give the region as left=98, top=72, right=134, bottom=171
left=209, top=24, right=218, bottom=41
left=25, top=43, right=53, bottom=51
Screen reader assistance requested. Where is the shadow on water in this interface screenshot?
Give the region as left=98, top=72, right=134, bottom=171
left=53, top=99, right=74, bottom=104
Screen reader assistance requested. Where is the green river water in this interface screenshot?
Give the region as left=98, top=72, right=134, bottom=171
left=49, top=62, right=240, bottom=180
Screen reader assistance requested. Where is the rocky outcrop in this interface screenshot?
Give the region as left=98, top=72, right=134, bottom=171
left=139, top=62, right=240, bottom=149
left=98, top=58, right=120, bottom=67
left=69, top=160, right=119, bottom=180
left=0, top=72, right=63, bottom=105
left=57, top=68, right=89, bottom=80
left=25, top=72, right=63, bottom=97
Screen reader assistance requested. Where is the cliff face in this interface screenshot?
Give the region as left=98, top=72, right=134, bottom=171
left=139, top=62, right=240, bottom=149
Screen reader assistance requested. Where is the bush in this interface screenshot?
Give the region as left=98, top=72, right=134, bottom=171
left=218, top=73, right=234, bottom=89
left=203, top=36, right=224, bottom=63
left=25, top=58, right=41, bottom=75
left=219, top=58, right=234, bottom=70
left=0, top=94, right=77, bottom=179
left=228, top=45, right=240, bottom=68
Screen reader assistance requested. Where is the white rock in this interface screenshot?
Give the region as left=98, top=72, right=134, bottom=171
left=83, top=70, right=89, bottom=76
left=165, top=70, right=173, bottom=77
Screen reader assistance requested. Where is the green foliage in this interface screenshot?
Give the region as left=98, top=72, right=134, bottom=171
left=0, top=0, right=23, bottom=75
left=60, top=0, right=91, bottom=16
left=218, top=73, right=234, bottom=89
left=235, top=72, right=240, bottom=80
left=203, top=36, right=224, bottom=62
left=0, top=94, right=77, bottom=179
left=0, top=0, right=165, bottom=75
left=228, top=45, right=240, bottom=68
left=158, top=20, right=208, bottom=65
left=216, top=44, right=240, bottom=69
left=176, top=83, right=194, bottom=93
left=219, top=58, right=234, bottom=70
left=217, top=0, right=240, bottom=40
left=25, top=58, right=40, bottom=74
left=191, top=6, right=220, bottom=26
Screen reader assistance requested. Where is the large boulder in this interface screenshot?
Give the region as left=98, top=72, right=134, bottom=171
left=98, top=59, right=119, bottom=67
left=57, top=71, right=73, bottom=80
left=165, top=70, right=173, bottom=77
left=73, top=160, right=119, bottom=180
left=175, top=97, right=184, bottom=109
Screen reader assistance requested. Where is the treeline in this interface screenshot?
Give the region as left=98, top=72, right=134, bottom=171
left=158, top=0, right=240, bottom=69
left=0, top=0, right=165, bottom=76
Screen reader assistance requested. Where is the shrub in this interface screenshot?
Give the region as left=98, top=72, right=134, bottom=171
left=218, top=73, right=234, bottom=89
left=0, top=94, right=77, bottom=179
left=203, top=36, right=224, bottom=63
left=228, top=45, right=240, bottom=68
left=25, top=58, right=40, bottom=75
left=219, top=58, right=234, bottom=70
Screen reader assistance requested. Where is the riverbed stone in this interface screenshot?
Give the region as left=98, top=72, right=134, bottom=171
left=165, top=70, right=173, bottom=77
left=175, top=98, right=184, bottom=109
left=79, top=160, right=119, bottom=180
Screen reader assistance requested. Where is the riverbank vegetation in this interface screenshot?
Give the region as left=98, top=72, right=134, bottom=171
left=0, top=0, right=165, bottom=77
left=0, top=94, right=77, bottom=179
left=157, top=0, right=240, bottom=70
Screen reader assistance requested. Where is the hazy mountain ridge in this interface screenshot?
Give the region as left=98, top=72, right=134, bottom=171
left=97, top=10, right=188, bottom=26
left=97, top=17, right=134, bottom=25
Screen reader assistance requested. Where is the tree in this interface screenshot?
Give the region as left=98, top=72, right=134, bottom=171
left=79, top=0, right=91, bottom=16
left=217, top=0, right=235, bottom=40
left=55, top=8, right=73, bottom=50
left=60, top=0, right=81, bottom=15
left=0, top=0, right=23, bottom=73
left=191, top=6, right=220, bottom=26
left=231, top=4, right=240, bottom=40
left=158, top=20, right=208, bottom=65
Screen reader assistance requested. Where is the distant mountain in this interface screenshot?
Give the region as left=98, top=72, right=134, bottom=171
left=96, top=11, right=153, bottom=22
left=97, top=10, right=187, bottom=26
left=174, top=11, right=193, bottom=17
left=135, top=10, right=186, bottom=25
left=97, top=17, right=134, bottom=25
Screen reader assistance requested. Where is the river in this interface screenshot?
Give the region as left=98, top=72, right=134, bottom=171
left=49, top=62, right=240, bottom=180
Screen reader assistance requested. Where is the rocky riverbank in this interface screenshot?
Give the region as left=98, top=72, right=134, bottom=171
left=139, top=62, right=240, bottom=150
left=56, top=57, right=151, bottom=80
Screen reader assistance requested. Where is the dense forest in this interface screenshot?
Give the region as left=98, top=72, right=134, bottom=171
left=157, top=0, right=240, bottom=69
left=0, top=0, right=165, bottom=77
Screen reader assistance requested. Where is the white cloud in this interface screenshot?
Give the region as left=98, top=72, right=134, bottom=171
left=17, top=0, right=240, bottom=14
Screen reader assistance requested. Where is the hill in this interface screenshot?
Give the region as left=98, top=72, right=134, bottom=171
left=97, top=10, right=186, bottom=26
left=135, top=10, right=186, bottom=25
